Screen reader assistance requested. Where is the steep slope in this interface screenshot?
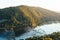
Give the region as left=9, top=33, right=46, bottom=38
left=0, top=5, right=60, bottom=36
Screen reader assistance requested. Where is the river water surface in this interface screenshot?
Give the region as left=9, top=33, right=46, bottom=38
left=0, top=23, right=60, bottom=40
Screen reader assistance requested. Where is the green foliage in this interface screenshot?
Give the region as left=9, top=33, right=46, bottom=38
left=0, top=5, right=60, bottom=36
left=25, top=32, right=60, bottom=40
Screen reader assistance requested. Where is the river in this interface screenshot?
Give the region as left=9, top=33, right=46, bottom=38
left=0, top=23, right=60, bottom=40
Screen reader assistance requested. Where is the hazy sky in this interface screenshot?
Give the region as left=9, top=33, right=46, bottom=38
left=0, top=0, right=60, bottom=12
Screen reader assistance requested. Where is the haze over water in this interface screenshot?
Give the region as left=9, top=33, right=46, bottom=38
left=16, top=23, right=60, bottom=40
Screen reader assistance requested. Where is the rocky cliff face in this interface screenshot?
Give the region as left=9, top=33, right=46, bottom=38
left=0, top=5, right=60, bottom=36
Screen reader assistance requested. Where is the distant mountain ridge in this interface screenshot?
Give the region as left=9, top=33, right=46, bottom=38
left=0, top=5, right=60, bottom=36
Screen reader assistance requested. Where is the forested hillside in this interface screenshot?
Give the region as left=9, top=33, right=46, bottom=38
left=0, top=5, right=60, bottom=36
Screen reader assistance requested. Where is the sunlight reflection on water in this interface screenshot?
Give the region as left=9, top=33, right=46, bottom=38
left=16, top=23, right=60, bottom=40
left=0, top=23, right=60, bottom=40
